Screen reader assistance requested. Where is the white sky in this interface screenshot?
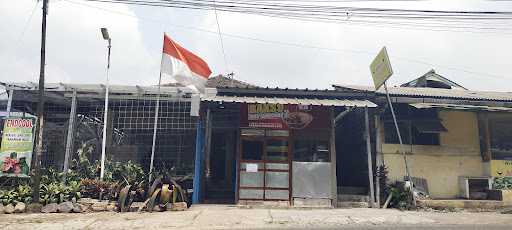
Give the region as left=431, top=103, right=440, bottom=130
left=1, top=0, right=511, bottom=92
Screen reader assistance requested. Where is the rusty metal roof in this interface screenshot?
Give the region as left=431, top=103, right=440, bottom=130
left=333, top=84, right=512, bottom=102
left=202, top=95, right=377, bottom=107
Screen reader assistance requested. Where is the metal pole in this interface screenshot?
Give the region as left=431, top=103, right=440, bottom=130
left=364, top=107, right=375, bottom=208
left=63, top=89, right=77, bottom=174
left=383, top=82, right=416, bottom=205
left=100, top=39, right=111, bottom=181
left=31, top=0, right=48, bottom=203
left=192, top=119, right=204, bottom=204
left=148, top=72, right=162, bottom=183
left=6, top=89, right=14, bottom=117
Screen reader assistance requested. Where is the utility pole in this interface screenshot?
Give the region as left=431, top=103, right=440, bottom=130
left=32, top=0, right=49, bottom=203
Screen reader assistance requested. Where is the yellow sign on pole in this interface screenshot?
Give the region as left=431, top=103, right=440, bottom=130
left=370, top=46, right=393, bottom=90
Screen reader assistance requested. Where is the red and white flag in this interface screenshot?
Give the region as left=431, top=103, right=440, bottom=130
left=161, top=34, right=212, bottom=92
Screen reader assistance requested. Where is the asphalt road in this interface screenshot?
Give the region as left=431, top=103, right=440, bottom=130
left=257, top=225, right=512, bottom=230
left=1, top=205, right=511, bottom=229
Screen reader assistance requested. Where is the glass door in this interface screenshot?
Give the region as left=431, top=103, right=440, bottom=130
left=239, top=138, right=265, bottom=200
left=264, top=138, right=290, bottom=200
left=238, top=135, right=291, bottom=202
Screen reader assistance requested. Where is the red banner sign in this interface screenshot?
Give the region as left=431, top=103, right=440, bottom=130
left=240, top=104, right=329, bottom=130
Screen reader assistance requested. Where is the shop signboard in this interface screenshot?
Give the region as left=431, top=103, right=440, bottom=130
left=240, top=104, right=329, bottom=130
left=0, top=117, right=35, bottom=176
left=490, top=160, right=512, bottom=177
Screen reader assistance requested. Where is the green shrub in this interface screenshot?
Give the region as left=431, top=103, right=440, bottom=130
left=0, top=184, right=33, bottom=205
left=16, top=184, right=32, bottom=204
left=387, top=181, right=414, bottom=210
left=39, top=181, right=81, bottom=205
left=493, top=177, right=512, bottom=190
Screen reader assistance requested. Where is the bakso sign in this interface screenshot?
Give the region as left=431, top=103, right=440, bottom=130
left=241, top=104, right=329, bottom=130
left=0, top=117, right=35, bottom=176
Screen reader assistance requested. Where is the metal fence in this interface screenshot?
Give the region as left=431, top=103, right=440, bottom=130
left=4, top=88, right=197, bottom=177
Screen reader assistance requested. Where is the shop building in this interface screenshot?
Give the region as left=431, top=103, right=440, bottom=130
left=194, top=86, right=378, bottom=207
left=334, top=70, right=512, bottom=199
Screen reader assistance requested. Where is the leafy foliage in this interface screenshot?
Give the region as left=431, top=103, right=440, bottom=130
left=69, top=145, right=148, bottom=201
left=494, top=177, right=512, bottom=190
left=71, top=144, right=98, bottom=180
left=16, top=184, right=32, bottom=204
left=80, top=178, right=119, bottom=200
left=39, top=180, right=81, bottom=205
left=105, top=160, right=145, bottom=187
left=387, top=181, right=414, bottom=210
left=0, top=184, right=33, bottom=205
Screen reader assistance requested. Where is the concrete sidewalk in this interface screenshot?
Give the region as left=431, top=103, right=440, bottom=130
left=0, top=205, right=511, bottom=229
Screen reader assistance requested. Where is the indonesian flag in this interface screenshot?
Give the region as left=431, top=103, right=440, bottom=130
left=161, top=34, right=212, bottom=92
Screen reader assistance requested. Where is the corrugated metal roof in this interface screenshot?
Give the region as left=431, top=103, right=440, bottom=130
left=333, top=84, right=512, bottom=102
left=0, top=82, right=195, bottom=95
left=202, top=95, right=377, bottom=107
left=410, top=103, right=512, bottom=112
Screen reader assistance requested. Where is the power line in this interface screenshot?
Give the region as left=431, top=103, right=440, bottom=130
left=118, top=0, right=512, bottom=16
left=79, top=0, right=512, bottom=32
left=213, top=0, right=230, bottom=74
left=64, top=0, right=511, bottom=80
left=15, top=1, right=40, bottom=47
left=82, top=0, right=512, bottom=18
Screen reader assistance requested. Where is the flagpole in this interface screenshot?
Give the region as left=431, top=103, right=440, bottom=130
left=149, top=51, right=164, bottom=184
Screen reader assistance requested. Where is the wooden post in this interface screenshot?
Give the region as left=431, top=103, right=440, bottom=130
left=202, top=108, right=212, bottom=200
left=365, top=107, right=376, bottom=208
left=32, top=0, right=49, bottom=203
left=484, top=114, right=492, bottom=161
left=330, top=108, right=338, bottom=207
left=63, top=89, right=77, bottom=174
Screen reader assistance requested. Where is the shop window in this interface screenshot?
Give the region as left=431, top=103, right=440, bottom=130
left=384, top=122, right=411, bottom=144
left=490, top=118, right=512, bottom=160
left=242, top=140, right=263, bottom=160
left=266, top=139, right=288, bottom=161
left=383, top=105, right=445, bottom=146
left=293, top=140, right=330, bottom=162
left=384, top=122, right=442, bottom=145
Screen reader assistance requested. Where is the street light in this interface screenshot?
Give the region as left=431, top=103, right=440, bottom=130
left=100, top=28, right=111, bottom=181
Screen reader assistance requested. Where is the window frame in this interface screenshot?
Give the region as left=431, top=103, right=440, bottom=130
left=383, top=105, right=444, bottom=146
left=293, top=138, right=331, bottom=162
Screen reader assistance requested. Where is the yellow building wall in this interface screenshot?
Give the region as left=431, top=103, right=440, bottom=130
left=381, top=111, right=484, bottom=199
